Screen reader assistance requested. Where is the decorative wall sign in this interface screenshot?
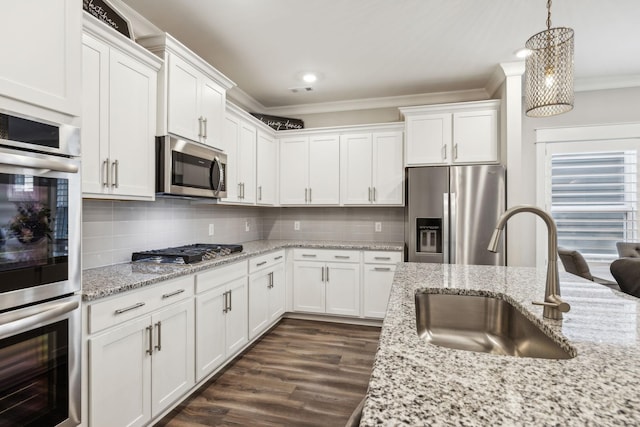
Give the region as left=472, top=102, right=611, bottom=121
left=83, top=0, right=133, bottom=39
left=250, top=113, right=304, bottom=131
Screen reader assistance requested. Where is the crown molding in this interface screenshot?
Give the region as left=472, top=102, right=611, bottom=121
left=575, top=74, right=640, bottom=92
left=260, top=88, right=490, bottom=116
left=226, top=87, right=266, bottom=113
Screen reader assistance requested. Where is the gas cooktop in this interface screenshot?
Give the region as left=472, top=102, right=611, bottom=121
left=131, top=243, right=243, bottom=264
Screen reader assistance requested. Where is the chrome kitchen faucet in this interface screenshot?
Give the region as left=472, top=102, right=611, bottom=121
left=487, top=205, right=570, bottom=320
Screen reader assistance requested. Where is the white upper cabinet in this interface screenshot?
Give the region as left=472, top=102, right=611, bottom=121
left=279, top=133, right=340, bottom=206
left=401, top=100, right=500, bottom=166
left=137, top=33, right=235, bottom=147
left=81, top=18, right=161, bottom=201
left=0, top=0, right=82, bottom=121
left=341, top=126, right=404, bottom=206
left=256, top=130, right=278, bottom=205
left=220, top=106, right=258, bottom=205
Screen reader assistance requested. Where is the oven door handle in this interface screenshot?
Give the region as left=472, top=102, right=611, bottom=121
left=0, top=150, right=79, bottom=174
left=0, top=299, right=79, bottom=340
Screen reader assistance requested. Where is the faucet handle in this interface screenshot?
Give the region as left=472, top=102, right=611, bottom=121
left=532, top=297, right=570, bottom=313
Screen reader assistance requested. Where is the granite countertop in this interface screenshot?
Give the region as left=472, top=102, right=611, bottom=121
left=81, top=239, right=403, bottom=301
left=361, top=262, right=640, bottom=426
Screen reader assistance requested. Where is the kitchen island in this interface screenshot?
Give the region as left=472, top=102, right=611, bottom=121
left=362, top=262, right=640, bottom=426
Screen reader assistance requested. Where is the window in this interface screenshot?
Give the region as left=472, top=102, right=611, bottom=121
left=536, top=123, right=640, bottom=272
left=550, top=150, right=637, bottom=262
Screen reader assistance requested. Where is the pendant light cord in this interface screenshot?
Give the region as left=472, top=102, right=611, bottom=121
left=546, top=0, right=552, bottom=30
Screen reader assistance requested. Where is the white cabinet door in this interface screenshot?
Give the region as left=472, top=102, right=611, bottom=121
left=108, top=48, right=157, bottom=199
left=81, top=34, right=109, bottom=195
left=341, top=133, right=373, bottom=205
left=325, top=262, right=360, bottom=316
left=150, top=299, right=195, bottom=417
left=293, top=262, right=325, bottom=313
left=372, top=131, right=404, bottom=205
left=167, top=54, right=201, bottom=142
left=195, top=286, right=227, bottom=381
left=0, top=0, right=81, bottom=117
left=452, top=109, right=498, bottom=164
left=248, top=269, right=270, bottom=340
left=363, top=265, right=396, bottom=318
left=308, top=134, right=340, bottom=205
left=238, top=121, right=257, bottom=204
left=280, top=136, right=309, bottom=205
left=89, top=317, right=152, bottom=427
left=225, top=277, right=248, bottom=357
left=201, top=78, right=225, bottom=148
left=223, top=114, right=241, bottom=202
left=268, top=264, right=286, bottom=322
left=405, top=113, right=451, bottom=165
left=256, top=131, right=277, bottom=205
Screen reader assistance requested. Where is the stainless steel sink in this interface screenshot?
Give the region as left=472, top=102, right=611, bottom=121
left=415, top=292, right=575, bottom=359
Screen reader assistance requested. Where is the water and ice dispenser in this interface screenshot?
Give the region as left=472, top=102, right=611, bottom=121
left=416, top=218, right=442, bottom=254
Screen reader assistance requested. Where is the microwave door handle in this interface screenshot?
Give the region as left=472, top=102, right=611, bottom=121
left=209, top=159, right=219, bottom=197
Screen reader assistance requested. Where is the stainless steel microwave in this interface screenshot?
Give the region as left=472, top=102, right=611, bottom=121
left=156, top=136, right=227, bottom=199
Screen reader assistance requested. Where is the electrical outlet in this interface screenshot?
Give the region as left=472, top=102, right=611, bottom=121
left=294, top=221, right=300, bottom=231
left=245, top=220, right=250, bottom=232
left=375, top=222, right=382, bottom=232
left=208, top=223, right=215, bottom=236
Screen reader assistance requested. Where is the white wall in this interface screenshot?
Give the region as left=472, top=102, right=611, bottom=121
left=517, top=86, right=640, bottom=266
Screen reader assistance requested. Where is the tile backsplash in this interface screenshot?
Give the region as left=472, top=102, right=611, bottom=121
left=82, top=198, right=265, bottom=269
left=82, top=199, right=405, bottom=269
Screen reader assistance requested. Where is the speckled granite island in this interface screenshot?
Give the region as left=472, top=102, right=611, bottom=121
left=361, top=262, right=640, bottom=426
left=82, top=239, right=403, bottom=300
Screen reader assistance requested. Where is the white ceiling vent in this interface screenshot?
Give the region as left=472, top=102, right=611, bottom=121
left=289, top=86, right=314, bottom=93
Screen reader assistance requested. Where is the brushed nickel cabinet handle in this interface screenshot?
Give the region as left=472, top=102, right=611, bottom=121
left=198, top=117, right=203, bottom=137
left=305, top=188, right=308, bottom=203
left=229, top=290, right=232, bottom=312
left=162, top=289, right=185, bottom=299
left=257, top=261, right=267, bottom=266
left=454, top=143, right=458, bottom=160
left=443, top=144, right=447, bottom=160
left=154, top=321, right=162, bottom=352
left=373, top=187, right=376, bottom=202
left=258, top=185, right=262, bottom=201
left=321, top=266, right=324, bottom=282
left=223, top=291, right=228, bottom=314
left=326, top=266, right=329, bottom=282
left=103, top=158, right=109, bottom=187
left=203, top=117, right=208, bottom=139
left=368, top=187, right=372, bottom=202
left=302, top=254, right=317, bottom=258
left=374, top=267, right=392, bottom=271
left=274, top=255, right=283, bottom=261
left=309, top=188, right=312, bottom=203
left=334, top=255, right=350, bottom=259
left=115, top=302, right=145, bottom=315
left=111, top=160, right=119, bottom=188
left=146, top=325, right=153, bottom=355
left=374, top=256, right=391, bottom=260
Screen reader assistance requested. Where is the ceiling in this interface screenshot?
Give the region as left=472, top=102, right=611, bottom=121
left=120, top=0, right=640, bottom=114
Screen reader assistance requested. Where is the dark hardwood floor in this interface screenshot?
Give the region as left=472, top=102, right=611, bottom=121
left=156, top=319, right=381, bottom=427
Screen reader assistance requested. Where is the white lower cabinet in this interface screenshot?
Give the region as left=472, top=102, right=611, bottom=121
left=292, top=249, right=361, bottom=316
left=87, top=277, right=195, bottom=427
left=362, top=251, right=403, bottom=319
left=248, top=251, right=286, bottom=339
left=195, top=261, right=248, bottom=382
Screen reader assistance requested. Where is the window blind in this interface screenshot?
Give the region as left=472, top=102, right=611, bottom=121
left=550, top=150, right=638, bottom=262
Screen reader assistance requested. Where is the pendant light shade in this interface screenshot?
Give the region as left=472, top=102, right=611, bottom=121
left=525, top=1, right=575, bottom=117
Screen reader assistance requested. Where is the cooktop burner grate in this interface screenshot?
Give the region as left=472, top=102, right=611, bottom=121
left=131, top=243, right=243, bottom=264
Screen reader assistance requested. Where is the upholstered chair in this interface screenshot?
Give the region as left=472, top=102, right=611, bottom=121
left=557, top=247, right=619, bottom=289
left=610, top=258, right=640, bottom=298
left=616, top=242, right=640, bottom=258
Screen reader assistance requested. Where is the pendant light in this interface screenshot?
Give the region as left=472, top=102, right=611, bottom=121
left=525, top=0, right=574, bottom=117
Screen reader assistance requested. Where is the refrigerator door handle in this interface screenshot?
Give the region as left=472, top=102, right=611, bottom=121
left=443, top=193, right=450, bottom=264
left=450, top=192, right=457, bottom=264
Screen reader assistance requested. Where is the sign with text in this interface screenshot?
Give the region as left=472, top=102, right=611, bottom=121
left=83, top=0, right=133, bottom=39
left=250, top=113, right=304, bottom=131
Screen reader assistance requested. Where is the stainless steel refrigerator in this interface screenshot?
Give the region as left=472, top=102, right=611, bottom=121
left=405, top=165, right=506, bottom=265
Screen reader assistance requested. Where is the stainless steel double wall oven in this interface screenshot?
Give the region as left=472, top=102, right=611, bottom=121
left=0, top=112, right=81, bottom=426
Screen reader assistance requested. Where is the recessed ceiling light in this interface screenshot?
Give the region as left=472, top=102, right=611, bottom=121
left=302, top=73, right=317, bottom=83
left=515, top=48, right=532, bottom=58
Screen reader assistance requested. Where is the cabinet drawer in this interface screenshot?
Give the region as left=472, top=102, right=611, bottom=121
left=196, top=260, right=248, bottom=294
left=293, top=248, right=360, bottom=263
left=364, top=251, right=402, bottom=264
left=249, top=250, right=285, bottom=274
left=88, top=275, right=194, bottom=334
